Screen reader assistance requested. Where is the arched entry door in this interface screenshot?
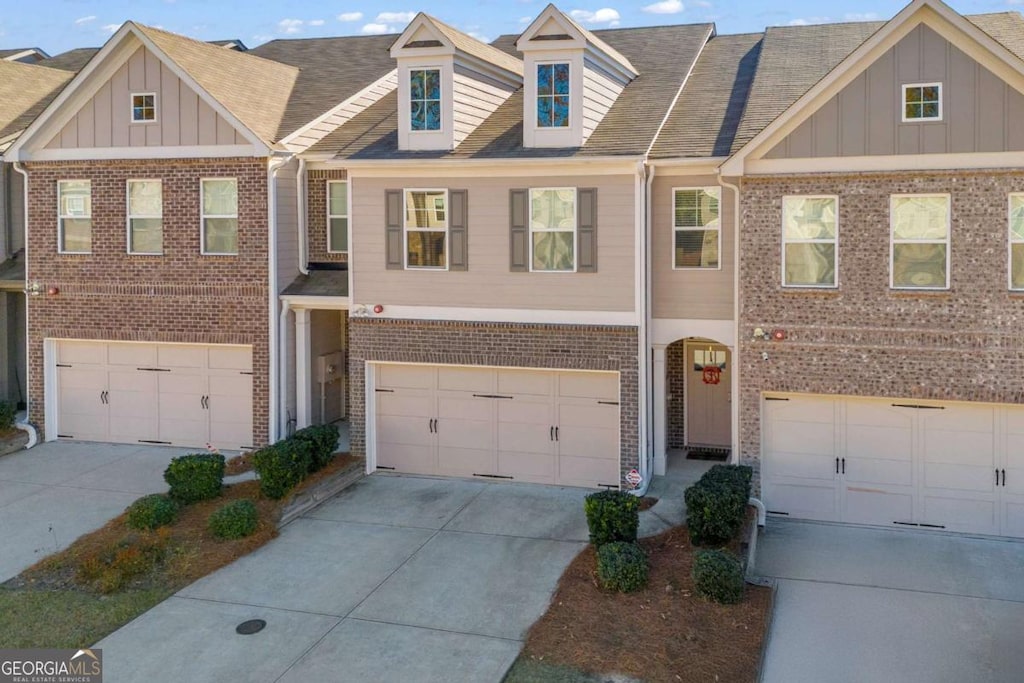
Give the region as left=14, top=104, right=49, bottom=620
left=685, top=341, right=731, bottom=449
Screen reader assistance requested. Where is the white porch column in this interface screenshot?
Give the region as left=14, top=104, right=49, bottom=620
left=728, top=343, right=739, bottom=464
left=652, top=343, right=668, bottom=476
left=295, top=307, right=312, bottom=429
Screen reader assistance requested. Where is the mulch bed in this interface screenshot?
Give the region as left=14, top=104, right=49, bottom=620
left=637, top=497, right=659, bottom=511
left=224, top=452, right=254, bottom=476
left=519, top=526, right=771, bottom=683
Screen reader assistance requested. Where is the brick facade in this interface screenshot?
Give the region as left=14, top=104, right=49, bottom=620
left=348, top=318, right=640, bottom=486
left=306, top=169, right=349, bottom=264
left=738, top=170, right=1024, bottom=475
left=666, top=339, right=687, bottom=449
left=26, top=157, right=271, bottom=446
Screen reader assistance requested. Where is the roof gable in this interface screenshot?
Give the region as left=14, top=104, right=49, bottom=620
left=517, top=4, right=638, bottom=79
left=0, top=60, right=71, bottom=149
left=391, top=13, right=523, bottom=76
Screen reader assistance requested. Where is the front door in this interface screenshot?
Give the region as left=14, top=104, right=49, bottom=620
left=686, top=343, right=731, bottom=448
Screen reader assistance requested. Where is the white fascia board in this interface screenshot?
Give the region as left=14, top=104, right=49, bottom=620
left=280, top=295, right=350, bottom=310
left=649, top=158, right=728, bottom=175
left=391, top=14, right=455, bottom=59
left=517, top=6, right=587, bottom=51
left=351, top=305, right=640, bottom=326
left=27, top=144, right=268, bottom=161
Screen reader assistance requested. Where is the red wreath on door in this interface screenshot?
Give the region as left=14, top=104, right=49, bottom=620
left=702, top=365, right=721, bottom=385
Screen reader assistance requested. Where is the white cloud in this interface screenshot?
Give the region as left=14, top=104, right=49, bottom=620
left=309, top=19, right=325, bottom=26
left=569, top=8, right=621, bottom=26
left=467, top=31, right=491, bottom=43
left=642, top=0, right=683, bottom=14
left=337, top=11, right=364, bottom=22
left=519, top=15, right=533, bottom=24
left=74, top=15, right=97, bottom=25
left=361, top=22, right=392, bottom=34
left=278, top=18, right=304, bottom=34
left=692, top=0, right=712, bottom=6
left=788, top=16, right=829, bottom=26
left=101, top=23, right=121, bottom=33
left=843, top=12, right=878, bottom=21
left=252, top=34, right=273, bottom=43
left=375, top=11, right=415, bottom=23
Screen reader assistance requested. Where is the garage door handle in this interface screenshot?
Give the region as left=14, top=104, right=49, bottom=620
left=836, top=458, right=839, bottom=474
left=550, top=426, right=554, bottom=441
left=1003, top=469, right=1007, bottom=487
left=555, top=426, right=559, bottom=441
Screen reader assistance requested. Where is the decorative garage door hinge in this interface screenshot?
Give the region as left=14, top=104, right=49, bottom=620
left=891, top=403, right=945, bottom=410
left=58, top=434, right=74, bottom=438
left=473, top=473, right=513, bottom=479
left=598, top=401, right=619, bottom=406
left=56, top=363, right=72, bottom=368
left=138, top=439, right=172, bottom=445
left=239, top=371, right=254, bottom=375
left=765, top=397, right=790, bottom=401
left=137, top=367, right=171, bottom=372
left=375, top=389, right=395, bottom=393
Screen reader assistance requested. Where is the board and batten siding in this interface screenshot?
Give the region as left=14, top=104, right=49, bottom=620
left=352, top=175, right=635, bottom=312
left=275, top=158, right=300, bottom=293
left=285, top=71, right=398, bottom=151
left=582, top=60, right=625, bottom=144
left=651, top=173, right=735, bottom=321
left=452, top=64, right=517, bottom=148
left=766, top=23, right=1024, bottom=159
left=44, top=45, right=247, bottom=150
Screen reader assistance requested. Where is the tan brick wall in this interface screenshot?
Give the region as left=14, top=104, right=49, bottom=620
left=306, top=169, right=348, bottom=264
left=25, top=157, right=271, bottom=446
left=348, top=318, right=640, bottom=486
left=738, top=170, right=1024, bottom=477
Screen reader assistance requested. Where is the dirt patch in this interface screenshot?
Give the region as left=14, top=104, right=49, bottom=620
left=518, top=526, right=770, bottom=683
left=637, top=497, right=658, bottom=512
left=224, top=452, right=254, bottom=476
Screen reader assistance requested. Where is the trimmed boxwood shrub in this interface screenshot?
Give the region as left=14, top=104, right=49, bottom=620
left=292, top=424, right=339, bottom=472
left=164, top=453, right=225, bottom=503
left=702, top=464, right=753, bottom=498
left=252, top=439, right=314, bottom=499
left=584, top=490, right=639, bottom=547
left=596, top=541, right=649, bottom=593
left=692, top=549, right=745, bottom=604
left=125, top=494, right=179, bottom=530
left=208, top=500, right=259, bottom=539
left=0, top=400, right=16, bottom=431
left=684, top=464, right=753, bottom=546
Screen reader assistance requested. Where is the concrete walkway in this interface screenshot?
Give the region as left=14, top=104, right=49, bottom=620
left=96, top=474, right=589, bottom=683
left=0, top=440, right=193, bottom=582
left=757, top=519, right=1024, bottom=683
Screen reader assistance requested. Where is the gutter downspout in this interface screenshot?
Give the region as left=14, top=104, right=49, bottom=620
left=12, top=162, right=33, bottom=448
left=296, top=157, right=309, bottom=275
left=279, top=298, right=292, bottom=438
left=268, top=155, right=291, bottom=445
left=631, top=161, right=653, bottom=497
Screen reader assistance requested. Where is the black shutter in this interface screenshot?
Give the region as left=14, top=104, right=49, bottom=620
left=509, top=189, right=528, bottom=271
left=577, top=188, right=598, bottom=273
left=385, top=189, right=403, bottom=269
left=449, top=190, right=468, bottom=271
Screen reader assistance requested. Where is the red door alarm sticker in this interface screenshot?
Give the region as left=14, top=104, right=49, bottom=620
left=625, top=469, right=643, bottom=489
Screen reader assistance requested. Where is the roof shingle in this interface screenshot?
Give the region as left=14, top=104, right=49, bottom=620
left=0, top=60, right=71, bottom=146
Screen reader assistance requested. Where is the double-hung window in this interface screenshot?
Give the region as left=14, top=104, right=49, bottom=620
left=404, top=189, right=447, bottom=269
left=530, top=188, right=575, bottom=272
left=201, top=178, right=239, bottom=255
left=537, top=63, right=570, bottom=128
left=327, top=181, right=348, bottom=253
left=673, top=188, right=720, bottom=269
left=58, top=180, right=92, bottom=253
left=1009, top=194, right=1024, bottom=290
left=127, top=179, right=163, bottom=254
left=890, top=194, right=950, bottom=289
left=410, top=69, right=441, bottom=131
left=782, top=196, right=838, bottom=287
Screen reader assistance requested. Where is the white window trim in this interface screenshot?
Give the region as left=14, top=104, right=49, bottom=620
left=1008, top=193, right=1024, bottom=291
left=327, top=179, right=349, bottom=254
left=672, top=186, right=722, bottom=271
left=889, top=193, right=951, bottom=290
left=536, top=61, right=571, bottom=130
left=901, top=82, right=942, bottom=123
left=403, top=188, right=449, bottom=271
left=130, top=92, right=158, bottom=124
left=126, top=179, right=163, bottom=255
left=781, top=194, right=839, bottom=289
left=529, top=187, right=578, bottom=273
left=200, top=177, right=239, bottom=256
left=408, top=67, right=443, bottom=134
left=57, top=179, right=91, bottom=254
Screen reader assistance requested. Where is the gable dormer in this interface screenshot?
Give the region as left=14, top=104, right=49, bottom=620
left=516, top=4, right=638, bottom=148
left=391, top=14, right=522, bottom=152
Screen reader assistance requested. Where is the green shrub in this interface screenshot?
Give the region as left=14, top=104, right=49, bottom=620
left=596, top=541, right=649, bottom=593
left=292, top=424, right=340, bottom=472
left=252, top=439, right=314, bottom=499
left=700, top=465, right=753, bottom=499
left=692, top=549, right=745, bottom=604
left=125, top=494, right=179, bottom=531
left=684, top=481, right=747, bottom=546
left=208, top=500, right=259, bottom=539
left=584, top=490, right=639, bottom=547
left=163, top=453, right=225, bottom=503
left=0, top=401, right=16, bottom=431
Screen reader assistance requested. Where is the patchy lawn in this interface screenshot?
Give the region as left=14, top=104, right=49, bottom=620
left=0, top=454, right=360, bottom=649
left=507, top=526, right=771, bottom=683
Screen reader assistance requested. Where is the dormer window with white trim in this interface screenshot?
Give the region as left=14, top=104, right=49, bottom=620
left=410, top=69, right=441, bottom=131
left=537, top=63, right=570, bottom=128
left=902, top=83, right=941, bottom=122
left=131, top=93, right=156, bottom=122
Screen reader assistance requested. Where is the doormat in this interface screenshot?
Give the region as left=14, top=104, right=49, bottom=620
left=686, top=447, right=730, bottom=461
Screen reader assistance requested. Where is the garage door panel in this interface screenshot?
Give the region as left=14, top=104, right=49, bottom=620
left=846, top=425, right=912, bottom=463
left=921, top=495, right=998, bottom=535
left=377, top=415, right=431, bottom=446
left=1002, top=501, right=1024, bottom=538
left=768, top=422, right=834, bottom=457
left=378, top=365, right=434, bottom=390
left=844, top=488, right=914, bottom=526
left=156, top=345, right=206, bottom=370
left=498, top=370, right=552, bottom=397
left=923, top=431, right=994, bottom=466
left=498, top=451, right=555, bottom=483
left=763, top=482, right=839, bottom=522
left=498, top=422, right=552, bottom=456
left=207, top=347, right=251, bottom=371
left=436, top=416, right=492, bottom=451
left=377, top=392, right=432, bottom=419
left=767, top=452, right=837, bottom=482
left=107, top=343, right=157, bottom=367
left=847, top=401, right=915, bottom=428
left=767, top=395, right=835, bottom=423
left=58, top=341, right=107, bottom=365
left=558, top=372, right=617, bottom=401
left=439, top=448, right=494, bottom=478
left=924, top=463, right=997, bottom=494
left=378, top=443, right=435, bottom=475
left=558, top=456, right=619, bottom=488
left=437, top=367, right=492, bottom=393
left=844, top=458, right=913, bottom=487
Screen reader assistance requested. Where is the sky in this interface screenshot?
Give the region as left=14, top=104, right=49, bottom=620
left=0, top=0, right=1017, bottom=55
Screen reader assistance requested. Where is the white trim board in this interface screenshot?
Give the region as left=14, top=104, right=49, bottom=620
left=351, top=305, right=639, bottom=326
left=746, top=151, right=1024, bottom=175
left=27, top=145, right=267, bottom=162
left=280, top=295, right=350, bottom=310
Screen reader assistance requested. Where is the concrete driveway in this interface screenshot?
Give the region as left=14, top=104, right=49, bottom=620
left=0, top=440, right=193, bottom=582
left=95, top=474, right=589, bottom=683
left=757, top=519, right=1024, bottom=683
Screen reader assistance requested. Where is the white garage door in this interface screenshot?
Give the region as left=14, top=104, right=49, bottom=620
left=374, top=364, right=620, bottom=489
left=55, top=340, right=253, bottom=450
left=762, top=394, right=1024, bottom=538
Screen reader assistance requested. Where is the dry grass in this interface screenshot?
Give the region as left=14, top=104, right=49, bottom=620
left=515, top=526, right=771, bottom=683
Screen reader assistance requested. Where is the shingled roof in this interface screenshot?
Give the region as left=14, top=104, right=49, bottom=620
left=310, top=22, right=713, bottom=159
left=415, top=14, right=523, bottom=76
left=0, top=60, right=71, bottom=149
left=39, top=48, right=99, bottom=72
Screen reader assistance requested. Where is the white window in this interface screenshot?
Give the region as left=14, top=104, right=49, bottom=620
left=536, top=62, right=570, bottom=128
left=902, top=83, right=941, bottom=122
left=409, top=69, right=441, bottom=131
left=201, top=178, right=238, bottom=255
left=404, top=189, right=447, bottom=269
left=327, top=181, right=348, bottom=253
left=58, top=180, right=91, bottom=253
left=1009, top=194, right=1024, bottom=291
left=782, top=196, right=838, bottom=287
left=673, top=187, right=720, bottom=269
left=890, top=194, right=950, bottom=289
left=530, top=188, right=576, bottom=272
left=131, top=93, right=157, bottom=123
left=127, top=180, right=163, bottom=254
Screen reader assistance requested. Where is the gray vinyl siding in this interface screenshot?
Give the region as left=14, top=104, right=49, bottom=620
left=275, top=158, right=299, bottom=293
left=452, top=63, right=516, bottom=148
left=8, top=166, right=24, bottom=256
left=285, top=71, right=398, bottom=152
left=766, top=23, right=1024, bottom=159
left=582, top=59, right=625, bottom=145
